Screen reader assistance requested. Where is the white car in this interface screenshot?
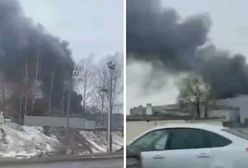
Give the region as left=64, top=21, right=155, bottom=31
left=127, top=124, right=248, bottom=168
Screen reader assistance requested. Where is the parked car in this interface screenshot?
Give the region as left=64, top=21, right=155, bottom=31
left=127, top=124, right=248, bottom=168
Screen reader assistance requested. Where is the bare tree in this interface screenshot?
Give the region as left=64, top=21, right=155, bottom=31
left=0, top=73, right=11, bottom=113
left=93, top=66, right=109, bottom=113
left=48, top=64, right=57, bottom=115
left=107, top=53, right=123, bottom=114
left=76, top=55, right=95, bottom=116
left=31, top=50, right=41, bottom=115
left=85, top=53, right=123, bottom=130
left=178, top=74, right=213, bottom=119
left=202, top=84, right=214, bottom=119
left=92, top=53, right=123, bottom=113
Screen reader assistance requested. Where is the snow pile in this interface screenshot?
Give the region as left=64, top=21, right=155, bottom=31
left=80, top=131, right=123, bottom=153
left=0, top=124, right=123, bottom=158
left=112, top=131, right=123, bottom=150
left=0, top=123, right=58, bottom=158
left=44, top=127, right=123, bottom=155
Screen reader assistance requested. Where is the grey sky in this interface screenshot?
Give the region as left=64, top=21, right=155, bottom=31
left=20, top=0, right=123, bottom=61
left=127, top=0, right=248, bottom=113
left=163, top=0, right=248, bottom=57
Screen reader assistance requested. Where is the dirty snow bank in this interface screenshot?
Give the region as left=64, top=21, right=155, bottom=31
left=0, top=123, right=58, bottom=158
left=44, top=127, right=123, bottom=155
left=79, top=131, right=123, bottom=153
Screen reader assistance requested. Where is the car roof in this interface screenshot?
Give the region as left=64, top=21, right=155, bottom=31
left=151, top=123, right=225, bottom=132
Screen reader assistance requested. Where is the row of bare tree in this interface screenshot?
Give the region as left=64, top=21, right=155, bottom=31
left=0, top=52, right=123, bottom=124
left=73, top=53, right=123, bottom=116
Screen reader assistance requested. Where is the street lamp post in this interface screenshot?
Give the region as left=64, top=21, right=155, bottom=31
left=107, top=61, right=115, bottom=152
left=66, top=66, right=79, bottom=141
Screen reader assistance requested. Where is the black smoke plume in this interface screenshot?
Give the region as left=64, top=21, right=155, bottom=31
left=127, top=0, right=248, bottom=98
left=0, top=0, right=82, bottom=116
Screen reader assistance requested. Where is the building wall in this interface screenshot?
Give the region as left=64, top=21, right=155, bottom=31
left=207, top=109, right=238, bottom=121
left=146, top=104, right=153, bottom=115
left=130, top=105, right=145, bottom=115
left=217, top=95, right=248, bottom=123
left=24, top=116, right=95, bottom=129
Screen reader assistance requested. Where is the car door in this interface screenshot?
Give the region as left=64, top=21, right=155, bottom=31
left=140, top=132, right=169, bottom=168
left=141, top=128, right=211, bottom=168
left=203, top=130, right=233, bottom=168
left=128, top=129, right=169, bottom=168
left=163, top=128, right=211, bottom=168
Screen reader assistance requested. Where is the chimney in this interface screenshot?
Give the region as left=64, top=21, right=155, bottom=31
left=146, top=103, right=153, bottom=115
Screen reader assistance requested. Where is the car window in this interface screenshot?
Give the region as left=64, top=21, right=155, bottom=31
left=166, top=128, right=207, bottom=150
left=129, top=129, right=169, bottom=152
left=205, top=130, right=232, bottom=147
left=154, top=133, right=169, bottom=150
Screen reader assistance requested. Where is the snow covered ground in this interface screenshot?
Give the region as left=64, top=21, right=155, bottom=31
left=0, top=124, right=123, bottom=158
left=80, top=131, right=123, bottom=153
left=0, top=123, right=59, bottom=158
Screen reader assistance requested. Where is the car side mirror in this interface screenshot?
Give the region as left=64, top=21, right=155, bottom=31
left=127, top=146, right=139, bottom=158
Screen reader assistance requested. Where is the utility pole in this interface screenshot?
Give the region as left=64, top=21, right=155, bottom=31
left=98, top=86, right=108, bottom=141
left=66, top=66, right=79, bottom=140
left=107, top=61, right=115, bottom=152
left=66, top=69, right=72, bottom=139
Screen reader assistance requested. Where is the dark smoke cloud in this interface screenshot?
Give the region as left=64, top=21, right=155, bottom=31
left=0, top=0, right=82, bottom=114
left=198, top=46, right=248, bottom=98
left=127, top=0, right=248, bottom=99
left=127, top=0, right=211, bottom=71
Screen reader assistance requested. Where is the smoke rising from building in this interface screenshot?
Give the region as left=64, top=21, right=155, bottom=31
left=127, top=0, right=248, bottom=99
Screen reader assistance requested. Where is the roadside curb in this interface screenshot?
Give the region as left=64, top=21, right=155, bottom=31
left=0, top=153, right=123, bottom=165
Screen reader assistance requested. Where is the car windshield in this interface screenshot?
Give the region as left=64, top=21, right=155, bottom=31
left=223, top=128, right=248, bottom=140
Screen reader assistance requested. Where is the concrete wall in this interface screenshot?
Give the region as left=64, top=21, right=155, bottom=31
left=208, top=109, right=238, bottom=121
left=24, top=116, right=95, bottom=129
left=217, top=95, right=248, bottom=123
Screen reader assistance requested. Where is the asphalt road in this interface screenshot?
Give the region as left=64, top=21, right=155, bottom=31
left=0, top=158, right=123, bottom=168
